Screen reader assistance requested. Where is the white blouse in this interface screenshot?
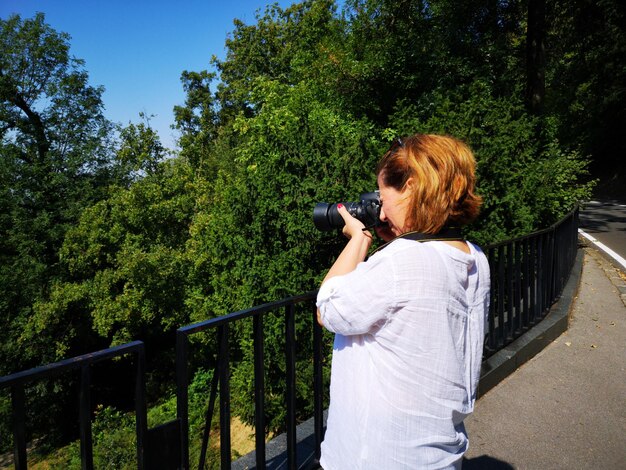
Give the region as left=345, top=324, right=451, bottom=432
left=317, top=238, right=490, bottom=470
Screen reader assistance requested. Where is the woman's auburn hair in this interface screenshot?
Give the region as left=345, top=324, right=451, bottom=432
left=376, top=133, right=482, bottom=234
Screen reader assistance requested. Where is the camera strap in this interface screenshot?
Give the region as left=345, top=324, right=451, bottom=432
left=397, top=227, right=464, bottom=242
left=368, top=227, right=465, bottom=257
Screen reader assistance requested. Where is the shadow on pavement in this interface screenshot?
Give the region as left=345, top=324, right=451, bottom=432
left=463, top=455, right=515, bottom=469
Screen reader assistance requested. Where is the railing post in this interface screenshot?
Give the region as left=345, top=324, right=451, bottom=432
left=11, top=386, right=27, bottom=470
left=485, top=247, right=495, bottom=353
left=521, top=238, right=530, bottom=330
left=497, top=245, right=506, bottom=348
left=176, top=332, right=190, bottom=470
left=285, top=304, right=297, bottom=470
left=537, top=233, right=545, bottom=316
left=545, top=229, right=557, bottom=313
left=506, top=243, right=514, bottom=341
left=79, top=365, right=93, bottom=470
left=313, top=306, right=324, bottom=464
left=218, top=324, right=232, bottom=470
left=253, top=314, right=266, bottom=469
left=135, top=344, right=148, bottom=470
left=513, top=241, right=522, bottom=335
left=529, top=236, right=538, bottom=324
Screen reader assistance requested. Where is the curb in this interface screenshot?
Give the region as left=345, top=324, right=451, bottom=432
left=477, top=247, right=584, bottom=397
left=583, top=241, right=626, bottom=308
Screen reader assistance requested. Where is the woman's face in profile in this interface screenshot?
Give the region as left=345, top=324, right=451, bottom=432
left=377, top=173, right=410, bottom=237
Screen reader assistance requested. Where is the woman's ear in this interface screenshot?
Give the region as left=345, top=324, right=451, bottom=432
left=402, top=177, right=415, bottom=194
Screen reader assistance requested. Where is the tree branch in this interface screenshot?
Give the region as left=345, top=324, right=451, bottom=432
left=0, top=67, right=50, bottom=160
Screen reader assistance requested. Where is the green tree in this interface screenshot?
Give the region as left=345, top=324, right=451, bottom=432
left=173, top=70, right=218, bottom=170
left=545, top=0, right=626, bottom=189
left=0, top=13, right=123, bottom=452
left=116, top=113, right=169, bottom=183
left=15, top=123, right=193, bottom=453
left=186, top=76, right=380, bottom=432
left=213, top=0, right=339, bottom=120
left=26, top=127, right=191, bottom=359
left=0, top=13, right=116, bottom=374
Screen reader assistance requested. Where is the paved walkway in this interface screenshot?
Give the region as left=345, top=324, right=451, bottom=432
left=463, top=247, right=626, bottom=470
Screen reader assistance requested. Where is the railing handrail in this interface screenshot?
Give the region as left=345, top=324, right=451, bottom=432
left=0, top=341, right=144, bottom=389
left=177, top=291, right=317, bottom=335
left=483, top=207, right=579, bottom=250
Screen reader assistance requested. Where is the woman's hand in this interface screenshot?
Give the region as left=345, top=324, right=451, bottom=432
left=337, top=204, right=372, bottom=241
left=318, top=205, right=373, bottom=327
left=319, top=204, right=373, bottom=286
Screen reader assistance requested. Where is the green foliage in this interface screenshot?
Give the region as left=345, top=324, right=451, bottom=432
left=22, top=406, right=137, bottom=469
left=213, top=0, right=338, bottom=119
left=91, top=406, right=137, bottom=469
left=34, top=368, right=218, bottom=469
left=116, top=113, right=170, bottom=182
left=546, top=0, right=626, bottom=169
left=193, top=78, right=379, bottom=312
left=0, top=392, right=10, bottom=456
left=25, top=156, right=196, bottom=356
left=0, top=12, right=117, bottom=374
left=388, top=80, right=593, bottom=244
left=173, top=70, right=218, bottom=169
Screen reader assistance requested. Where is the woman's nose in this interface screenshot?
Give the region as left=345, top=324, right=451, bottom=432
left=379, top=208, right=387, bottom=221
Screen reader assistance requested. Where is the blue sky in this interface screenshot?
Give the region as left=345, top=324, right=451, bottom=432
left=1, top=0, right=301, bottom=149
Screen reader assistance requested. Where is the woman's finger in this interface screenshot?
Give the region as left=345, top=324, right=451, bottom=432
left=337, top=204, right=370, bottom=239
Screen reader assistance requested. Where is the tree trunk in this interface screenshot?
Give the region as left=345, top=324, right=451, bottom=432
left=526, top=0, right=546, bottom=114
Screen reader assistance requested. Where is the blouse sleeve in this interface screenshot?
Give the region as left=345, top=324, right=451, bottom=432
left=316, top=253, right=396, bottom=336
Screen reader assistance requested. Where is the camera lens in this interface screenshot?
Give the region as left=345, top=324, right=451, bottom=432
left=313, top=202, right=344, bottom=231
left=312, top=192, right=382, bottom=232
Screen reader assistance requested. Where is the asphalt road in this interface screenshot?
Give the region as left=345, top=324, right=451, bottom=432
left=579, top=200, right=626, bottom=269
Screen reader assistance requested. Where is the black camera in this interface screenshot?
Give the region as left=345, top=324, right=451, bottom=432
left=313, top=191, right=382, bottom=231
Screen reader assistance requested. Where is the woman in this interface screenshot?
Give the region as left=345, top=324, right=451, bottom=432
left=316, top=134, right=490, bottom=469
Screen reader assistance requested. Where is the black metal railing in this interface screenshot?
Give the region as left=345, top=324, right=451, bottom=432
left=0, top=342, right=149, bottom=470
left=0, top=208, right=580, bottom=469
left=175, top=292, right=322, bottom=470
left=483, top=208, right=579, bottom=356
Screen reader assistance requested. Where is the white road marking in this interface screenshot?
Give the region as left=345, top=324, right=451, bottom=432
left=586, top=200, right=626, bottom=208
left=579, top=228, right=626, bottom=271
